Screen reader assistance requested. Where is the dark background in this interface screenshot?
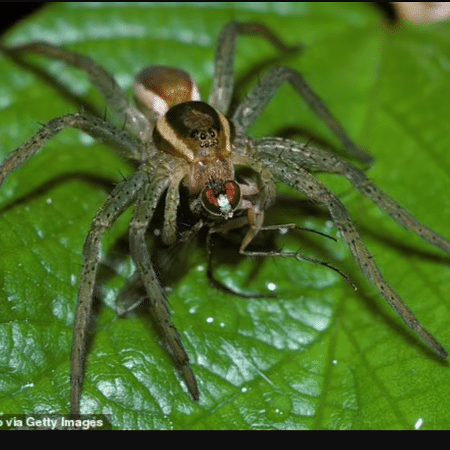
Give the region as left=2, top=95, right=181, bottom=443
left=0, top=3, right=46, bottom=37
left=1, top=3, right=396, bottom=38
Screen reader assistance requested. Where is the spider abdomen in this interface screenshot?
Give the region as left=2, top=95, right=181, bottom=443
left=134, top=66, right=201, bottom=121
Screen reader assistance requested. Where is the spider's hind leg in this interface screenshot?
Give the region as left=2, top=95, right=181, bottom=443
left=259, top=147, right=448, bottom=359
left=209, top=21, right=300, bottom=116
left=2, top=42, right=151, bottom=141
left=232, top=66, right=373, bottom=163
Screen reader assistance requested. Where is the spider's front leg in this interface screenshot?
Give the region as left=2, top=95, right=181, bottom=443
left=71, top=172, right=146, bottom=416
left=128, top=171, right=199, bottom=402
left=256, top=137, right=450, bottom=256
left=260, top=149, right=447, bottom=359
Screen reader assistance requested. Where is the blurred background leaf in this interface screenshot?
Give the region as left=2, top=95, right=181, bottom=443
left=0, top=2, right=449, bottom=429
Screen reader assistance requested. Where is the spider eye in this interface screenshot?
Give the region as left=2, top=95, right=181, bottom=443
left=153, top=101, right=234, bottom=162
left=201, top=180, right=241, bottom=219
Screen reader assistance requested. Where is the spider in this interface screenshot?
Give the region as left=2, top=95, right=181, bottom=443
left=1, top=21, right=449, bottom=417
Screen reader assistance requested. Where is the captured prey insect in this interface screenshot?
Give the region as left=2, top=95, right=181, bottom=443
left=0, top=21, right=449, bottom=416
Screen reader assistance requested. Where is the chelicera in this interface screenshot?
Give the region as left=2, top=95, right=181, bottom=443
left=1, top=21, right=448, bottom=416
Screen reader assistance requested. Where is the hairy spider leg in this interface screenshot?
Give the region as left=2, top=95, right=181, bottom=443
left=71, top=172, right=146, bottom=416
left=4, top=42, right=151, bottom=142
left=161, top=165, right=190, bottom=245
left=129, top=171, right=199, bottom=403
left=232, top=66, right=373, bottom=163
left=0, top=113, right=143, bottom=186
left=256, top=137, right=450, bottom=256
left=0, top=109, right=152, bottom=415
left=209, top=21, right=299, bottom=116
left=258, top=149, right=448, bottom=359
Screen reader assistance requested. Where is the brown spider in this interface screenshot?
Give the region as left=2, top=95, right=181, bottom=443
left=0, top=21, right=448, bottom=417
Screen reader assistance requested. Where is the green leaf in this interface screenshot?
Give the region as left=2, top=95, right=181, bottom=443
left=0, top=2, right=449, bottom=430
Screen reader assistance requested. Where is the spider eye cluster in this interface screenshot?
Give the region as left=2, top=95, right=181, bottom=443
left=190, top=129, right=217, bottom=140
left=190, top=127, right=219, bottom=149
left=153, top=101, right=233, bottom=162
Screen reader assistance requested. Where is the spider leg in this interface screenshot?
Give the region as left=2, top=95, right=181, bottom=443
left=117, top=220, right=204, bottom=315
left=259, top=149, right=448, bottom=359
left=256, top=137, right=450, bottom=256
left=2, top=42, right=151, bottom=141
left=233, top=66, right=373, bottom=163
left=129, top=173, right=199, bottom=402
left=0, top=113, right=143, bottom=188
left=161, top=165, right=187, bottom=245
left=209, top=21, right=299, bottom=116
left=71, top=171, right=145, bottom=416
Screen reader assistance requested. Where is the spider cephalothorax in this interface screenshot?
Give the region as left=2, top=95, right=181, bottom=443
left=153, top=101, right=235, bottom=195
left=1, top=21, right=449, bottom=417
